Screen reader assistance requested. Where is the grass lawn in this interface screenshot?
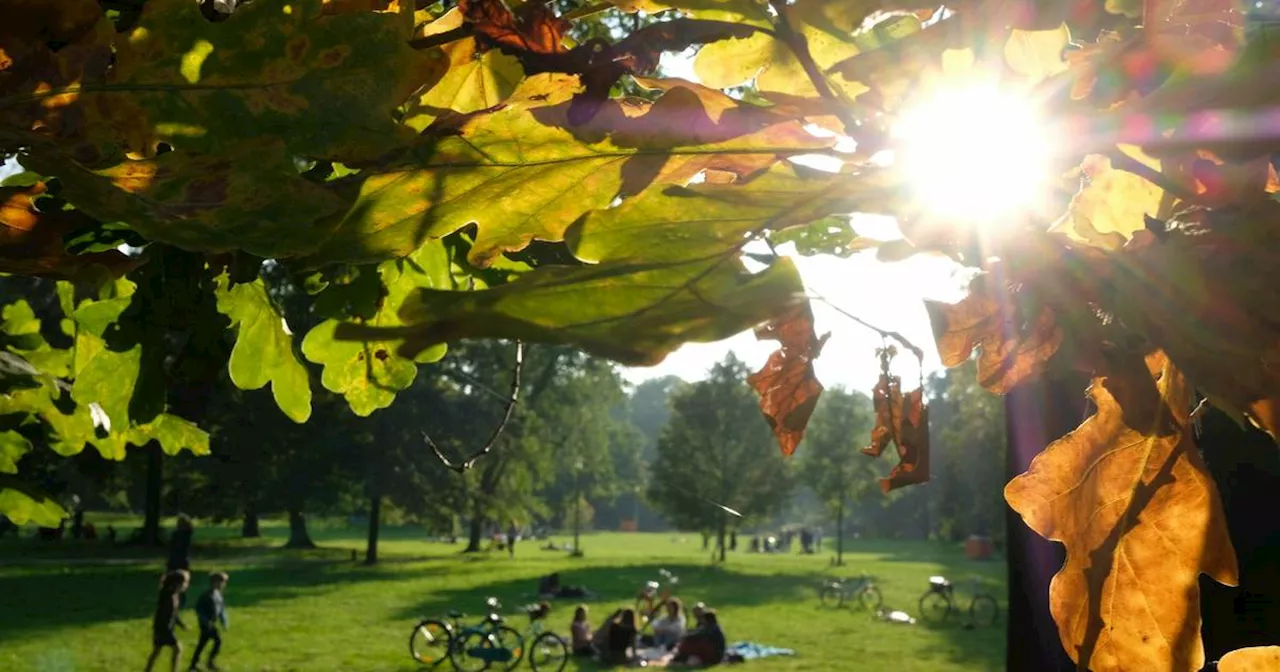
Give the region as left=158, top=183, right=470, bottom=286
left=0, top=517, right=1007, bottom=672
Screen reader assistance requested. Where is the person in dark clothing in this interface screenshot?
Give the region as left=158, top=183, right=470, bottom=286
left=167, top=516, right=194, bottom=572
left=145, top=569, right=190, bottom=672
left=671, top=610, right=726, bottom=667
left=189, top=572, right=229, bottom=671
left=507, top=523, right=518, bottom=558
left=599, top=608, right=637, bottom=665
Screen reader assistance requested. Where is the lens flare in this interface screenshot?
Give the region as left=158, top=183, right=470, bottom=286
left=894, top=84, right=1055, bottom=224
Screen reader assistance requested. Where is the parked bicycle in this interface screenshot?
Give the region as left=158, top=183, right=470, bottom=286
left=409, top=597, right=522, bottom=670
left=451, top=601, right=568, bottom=672
left=818, top=573, right=883, bottom=610
left=917, top=576, right=999, bottom=626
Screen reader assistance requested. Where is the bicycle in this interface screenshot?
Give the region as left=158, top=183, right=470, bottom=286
left=818, top=573, right=883, bottom=610
left=409, top=597, right=521, bottom=670
left=450, top=601, right=569, bottom=671
left=917, top=576, right=999, bottom=627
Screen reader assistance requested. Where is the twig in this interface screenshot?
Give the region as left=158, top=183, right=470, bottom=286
left=1188, top=397, right=1210, bottom=423
left=408, top=26, right=472, bottom=51
left=425, top=340, right=525, bottom=473
left=768, top=0, right=860, bottom=137
left=809, top=294, right=926, bottom=363
left=1105, top=148, right=1197, bottom=203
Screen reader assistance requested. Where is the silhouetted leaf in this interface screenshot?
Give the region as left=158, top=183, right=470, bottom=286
left=0, top=181, right=139, bottom=280
left=1005, top=352, right=1237, bottom=672
left=862, top=348, right=929, bottom=492
left=747, top=303, right=828, bottom=456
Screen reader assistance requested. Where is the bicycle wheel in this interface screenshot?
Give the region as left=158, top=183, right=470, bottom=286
left=496, top=625, right=524, bottom=670
left=918, top=592, right=952, bottom=623
left=858, top=585, right=883, bottom=611
left=969, top=595, right=999, bottom=627
left=819, top=586, right=843, bottom=608
left=528, top=632, right=569, bottom=672
left=409, top=619, right=452, bottom=666
left=450, top=631, right=496, bottom=672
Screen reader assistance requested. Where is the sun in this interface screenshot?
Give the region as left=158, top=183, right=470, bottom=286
left=892, top=83, right=1056, bottom=224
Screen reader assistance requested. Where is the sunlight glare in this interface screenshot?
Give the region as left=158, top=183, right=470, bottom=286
left=894, top=84, right=1055, bottom=223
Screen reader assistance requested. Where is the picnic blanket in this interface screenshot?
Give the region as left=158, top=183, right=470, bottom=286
left=726, top=642, right=796, bottom=661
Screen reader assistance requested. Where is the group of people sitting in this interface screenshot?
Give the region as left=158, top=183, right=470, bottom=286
left=570, top=598, right=726, bottom=667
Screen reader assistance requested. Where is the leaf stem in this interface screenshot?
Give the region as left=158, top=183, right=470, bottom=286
left=768, top=0, right=859, bottom=137
left=1104, top=148, right=1197, bottom=203
left=808, top=294, right=925, bottom=364
left=424, top=340, right=524, bottom=472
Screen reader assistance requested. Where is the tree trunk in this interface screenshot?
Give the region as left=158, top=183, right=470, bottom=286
left=1004, top=377, right=1081, bottom=672
left=1198, top=408, right=1280, bottom=661
left=717, top=512, right=727, bottom=563
left=365, top=493, right=382, bottom=565
left=141, top=441, right=163, bottom=547
left=241, top=510, right=260, bottom=538
left=835, top=497, right=845, bottom=567
left=464, top=499, right=484, bottom=553
left=284, top=509, right=316, bottom=549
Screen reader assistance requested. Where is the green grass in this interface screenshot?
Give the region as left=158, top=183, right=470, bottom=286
left=0, top=518, right=1006, bottom=672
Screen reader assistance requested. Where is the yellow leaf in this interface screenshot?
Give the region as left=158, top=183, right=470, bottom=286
left=1220, top=646, right=1280, bottom=672
left=1058, top=149, right=1163, bottom=249
left=1005, top=352, right=1238, bottom=672
left=1004, top=23, right=1071, bottom=82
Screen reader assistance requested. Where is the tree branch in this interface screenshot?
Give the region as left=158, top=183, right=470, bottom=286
left=809, top=295, right=926, bottom=364
left=1105, top=148, right=1197, bottom=203
left=768, top=0, right=859, bottom=137
left=425, top=340, right=525, bottom=473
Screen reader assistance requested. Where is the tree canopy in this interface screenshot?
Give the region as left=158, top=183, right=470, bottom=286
left=4, top=0, right=1280, bottom=668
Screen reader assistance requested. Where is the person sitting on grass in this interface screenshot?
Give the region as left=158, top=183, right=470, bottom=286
left=593, top=608, right=638, bottom=665
left=145, top=569, right=190, bottom=672
left=570, top=605, right=594, bottom=657
left=670, top=610, right=726, bottom=667
left=651, top=598, right=686, bottom=651
left=189, top=572, right=230, bottom=671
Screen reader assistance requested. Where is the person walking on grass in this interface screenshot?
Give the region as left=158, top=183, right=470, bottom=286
left=145, top=569, right=189, bottom=672
left=507, top=522, right=518, bottom=558
left=189, top=572, right=230, bottom=671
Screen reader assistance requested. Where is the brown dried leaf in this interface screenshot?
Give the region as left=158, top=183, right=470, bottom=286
left=1005, top=352, right=1238, bottom=672
left=1219, top=646, right=1280, bottom=672
left=746, top=303, right=828, bottom=457
left=0, top=182, right=138, bottom=280
left=460, top=0, right=569, bottom=55
left=925, top=275, right=1063, bottom=395
left=861, top=351, right=929, bottom=492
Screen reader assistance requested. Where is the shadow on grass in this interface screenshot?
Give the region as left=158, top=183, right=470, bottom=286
left=0, top=553, right=446, bottom=645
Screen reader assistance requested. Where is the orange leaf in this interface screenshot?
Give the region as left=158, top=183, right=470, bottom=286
left=0, top=182, right=138, bottom=280
left=1005, top=352, right=1238, bottom=672
left=460, top=0, right=569, bottom=55
left=861, top=349, right=929, bottom=492
left=926, top=275, right=1063, bottom=395
left=746, top=303, right=827, bottom=457
left=1219, top=646, right=1280, bottom=672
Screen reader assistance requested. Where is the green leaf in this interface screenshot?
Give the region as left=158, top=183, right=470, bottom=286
left=606, top=0, right=774, bottom=27
left=568, top=165, right=870, bottom=264
left=403, top=38, right=524, bottom=133
left=342, top=255, right=807, bottom=367
left=70, top=296, right=140, bottom=433
left=215, top=275, right=313, bottom=423
left=1104, top=0, right=1142, bottom=18
left=302, top=240, right=451, bottom=416
left=0, top=431, right=33, bottom=474
left=0, top=172, right=45, bottom=188
left=0, top=479, right=66, bottom=526
left=305, top=76, right=831, bottom=267
left=130, top=413, right=210, bottom=456
left=109, top=0, right=432, bottom=161
left=771, top=217, right=870, bottom=257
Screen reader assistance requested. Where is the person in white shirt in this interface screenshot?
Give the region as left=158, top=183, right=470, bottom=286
left=651, top=597, right=686, bottom=651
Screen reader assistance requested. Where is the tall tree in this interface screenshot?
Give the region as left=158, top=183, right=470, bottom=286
left=648, top=355, right=795, bottom=561
left=797, top=387, right=876, bottom=565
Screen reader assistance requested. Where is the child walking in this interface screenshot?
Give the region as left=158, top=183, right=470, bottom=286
left=145, top=569, right=190, bottom=672
left=189, top=572, right=230, bottom=671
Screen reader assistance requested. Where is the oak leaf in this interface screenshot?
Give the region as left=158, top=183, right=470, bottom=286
left=461, top=0, right=569, bottom=55
left=1005, top=353, right=1237, bottom=672
left=747, top=303, right=828, bottom=457
left=0, top=181, right=138, bottom=280
left=862, top=349, right=929, bottom=492
left=1219, top=646, right=1280, bottom=672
